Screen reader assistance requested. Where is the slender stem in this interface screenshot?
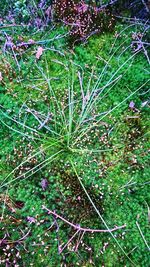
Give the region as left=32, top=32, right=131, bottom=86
left=136, top=221, right=150, bottom=251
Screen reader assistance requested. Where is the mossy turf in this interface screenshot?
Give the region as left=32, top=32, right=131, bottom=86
left=0, top=23, right=150, bottom=266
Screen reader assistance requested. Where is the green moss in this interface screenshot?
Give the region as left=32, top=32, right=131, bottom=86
left=0, top=23, right=149, bottom=266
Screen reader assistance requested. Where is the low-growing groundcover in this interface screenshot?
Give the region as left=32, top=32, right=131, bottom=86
left=0, top=21, right=150, bottom=266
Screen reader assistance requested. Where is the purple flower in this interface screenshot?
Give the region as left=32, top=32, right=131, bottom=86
left=129, top=101, right=135, bottom=109
left=27, top=216, right=36, bottom=224
left=41, top=178, right=49, bottom=191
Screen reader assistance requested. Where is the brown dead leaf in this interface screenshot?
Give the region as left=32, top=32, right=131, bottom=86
left=36, top=46, right=44, bottom=60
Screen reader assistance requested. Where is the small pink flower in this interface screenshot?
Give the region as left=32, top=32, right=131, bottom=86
left=27, top=216, right=36, bottom=224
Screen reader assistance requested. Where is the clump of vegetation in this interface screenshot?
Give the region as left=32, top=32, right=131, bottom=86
left=53, top=0, right=115, bottom=43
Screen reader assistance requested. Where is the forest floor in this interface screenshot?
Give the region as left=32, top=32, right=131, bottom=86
left=0, top=21, right=150, bottom=266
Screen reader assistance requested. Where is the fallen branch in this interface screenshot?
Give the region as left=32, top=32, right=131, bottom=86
left=42, top=206, right=126, bottom=233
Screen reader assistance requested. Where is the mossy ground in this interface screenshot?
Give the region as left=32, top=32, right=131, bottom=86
left=0, top=23, right=150, bottom=266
